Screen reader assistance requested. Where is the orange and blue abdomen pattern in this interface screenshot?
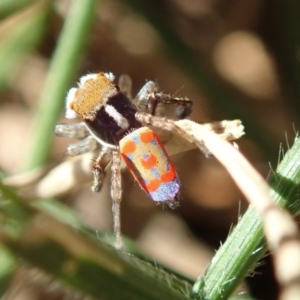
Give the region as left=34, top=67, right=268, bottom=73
left=120, top=127, right=180, bottom=202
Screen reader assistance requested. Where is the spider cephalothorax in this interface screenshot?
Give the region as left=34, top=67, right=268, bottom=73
left=55, top=72, right=206, bottom=249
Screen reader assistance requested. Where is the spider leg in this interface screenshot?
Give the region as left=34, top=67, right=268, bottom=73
left=135, top=80, right=159, bottom=112
left=148, top=92, right=193, bottom=119
left=55, top=122, right=89, bottom=139
left=91, top=149, right=111, bottom=193
left=135, top=112, right=212, bottom=158
left=67, top=136, right=98, bottom=156
left=110, top=150, right=123, bottom=250
left=135, top=81, right=192, bottom=119
left=118, top=74, right=132, bottom=99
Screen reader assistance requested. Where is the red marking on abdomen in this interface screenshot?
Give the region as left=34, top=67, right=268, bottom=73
left=161, top=168, right=177, bottom=183
left=140, top=130, right=154, bottom=144
left=121, top=140, right=136, bottom=155
left=145, top=179, right=160, bottom=192
left=141, top=154, right=157, bottom=169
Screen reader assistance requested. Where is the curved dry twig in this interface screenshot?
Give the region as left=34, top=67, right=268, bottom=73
left=176, top=119, right=300, bottom=300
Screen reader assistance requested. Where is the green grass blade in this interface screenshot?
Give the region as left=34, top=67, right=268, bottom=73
left=0, top=182, right=192, bottom=299
left=25, top=0, right=98, bottom=170
left=0, top=1, right=49, bottom=89
left=0, top=0, right=36, bottom=19
left=0, top=245, right=16, bottom=297
left=192, top=137, right=300, bottom=299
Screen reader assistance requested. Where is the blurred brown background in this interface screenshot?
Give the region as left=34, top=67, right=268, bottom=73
left=1, top=0, right=300, bottom=299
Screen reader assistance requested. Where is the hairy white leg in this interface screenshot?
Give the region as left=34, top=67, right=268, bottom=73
left=91, top=149, right=111, bottom=193
left=67, top=136, right=98, bottom=156
left=110, top=151, right=123, bottom=250
left=135, top=80, right=159, bottom=111
left=55, top=122, right=89, bottom=139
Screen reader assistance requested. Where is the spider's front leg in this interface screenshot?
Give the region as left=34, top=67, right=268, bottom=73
left=55, top=123, right=98, bottom=156
left=135, top=80, right=159, bottom=112
left=55, top=122, right=90, bottom=139
left=135, top=80, right=193, bottom=119
left=148, top=92, right=193, bottom=119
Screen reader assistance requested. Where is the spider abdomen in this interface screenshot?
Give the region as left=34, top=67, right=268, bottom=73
left=120, top=127, right=180, bottom=202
